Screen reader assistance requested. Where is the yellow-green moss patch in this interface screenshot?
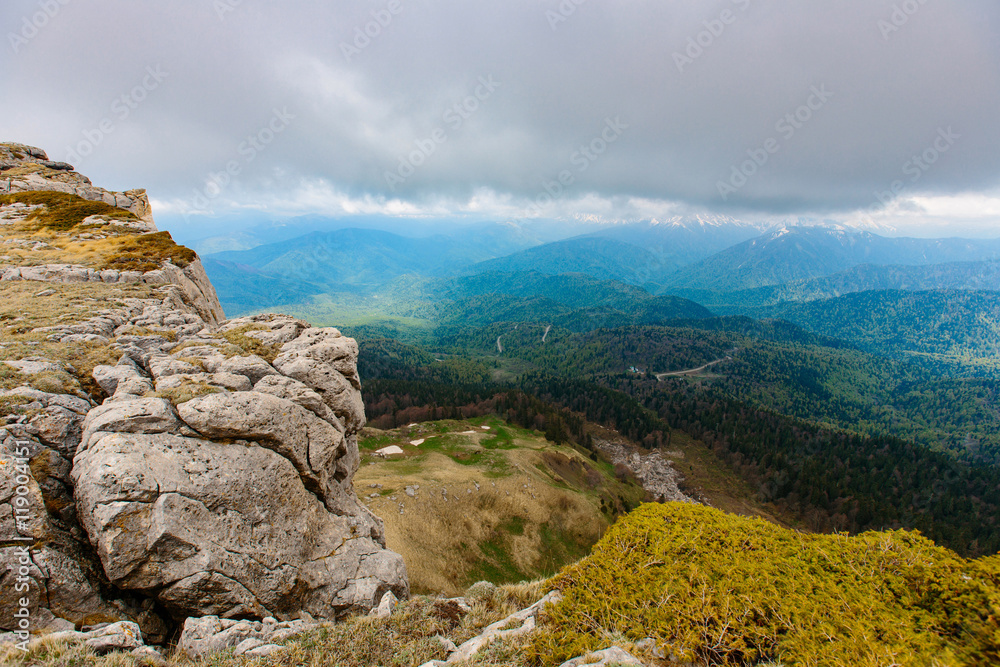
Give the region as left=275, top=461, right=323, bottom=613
left=219, top=324, right=281, bottom=362
left=101, top=231, right=197, bottom=273
left=149, top=383, right=222, bottom=406
left=0, top=191, right=136, bottom=231
left=534, top=502, right=1000, bottom=667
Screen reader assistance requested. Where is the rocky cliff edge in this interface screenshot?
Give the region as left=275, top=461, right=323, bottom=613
left=0, top=143, right=408, bottom=647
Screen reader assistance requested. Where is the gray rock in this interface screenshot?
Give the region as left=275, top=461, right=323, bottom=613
left=4, top=357, right=62, bottom=375
left=30, top=405, right=83, bottom=456
left=558, top=646, right=645, bottom=667
left=272, top=328, right=366, bottom=434
left=267, top=625, right=309, bottom=643
left=79, top=398, right=183, bottom=452
left=0, top=388, right=90, bottom=415
left=177, top=392, right=356, bottom=512
left=154, top=372, right=252, bottom=393
left=178, top=616, right=261, bottom=658
left=92, top=355, right=152, bottom=398
left=233, top=637, right=267, bottom=655
left=73, top=431, right=407, bottom=620
left=371, top=591, right=398, bottom=618
left=84, top=621, right=144, bottom=654
left=246, top=643, right=284, bottom=656
left=219, top=355, right=279, bottom=385
left=147, top=355, right=198, bottom=379
left=252, top=374, right=342, bottom=427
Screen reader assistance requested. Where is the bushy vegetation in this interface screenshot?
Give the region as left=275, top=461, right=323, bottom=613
left=0, top=191, right=136, bottom=231
left=534, top=502, right=1000, bottom=666
left=102, top=231, right=197, bottom=273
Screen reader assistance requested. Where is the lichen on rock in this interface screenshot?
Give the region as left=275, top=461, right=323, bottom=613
left=0, top=144, right=408, bottom=640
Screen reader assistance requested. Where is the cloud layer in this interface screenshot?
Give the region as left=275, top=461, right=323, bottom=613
left=2, top=0, right=999, bottom=233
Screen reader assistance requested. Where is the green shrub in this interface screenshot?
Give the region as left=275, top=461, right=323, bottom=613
left=103, top=231, right=197, bottom=272
left=0, top=191, right=136, bottom=231
left=533, top=502, right=1000, bottom=666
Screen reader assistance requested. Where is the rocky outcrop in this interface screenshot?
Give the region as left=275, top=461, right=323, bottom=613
left=177, top=614, right=317, bottom=659
left=0, top=260, right=224, bottom=326
left=71, top=313, right=408, bottom=622
left=592, top=438, right=694, bottom=504
left=418, top=591, right=563, bottom=667
left=0, top=143, right=154, bottom=224
left=0, top=144, right=408, bottom=645
left=558, top=646, right=645, bottom=667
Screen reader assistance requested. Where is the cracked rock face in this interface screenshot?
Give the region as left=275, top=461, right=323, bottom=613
left=72, top=315, right=408, bottom=621
left=0, top=148, right=406, bottom=633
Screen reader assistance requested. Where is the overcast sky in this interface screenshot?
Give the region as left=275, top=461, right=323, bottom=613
left=2, top=0, right=999, bottom=237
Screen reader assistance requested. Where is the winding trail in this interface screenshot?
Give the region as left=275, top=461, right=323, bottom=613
left=653, top=349, right=738, bottom=381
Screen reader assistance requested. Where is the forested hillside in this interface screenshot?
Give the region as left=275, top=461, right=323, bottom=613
left=763, top=289, right=1000, bottom=377
left=357, top=331, right=1000, bottom=556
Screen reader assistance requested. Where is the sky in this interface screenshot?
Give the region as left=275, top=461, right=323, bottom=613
left=2, top=0, right=1000, bottom=238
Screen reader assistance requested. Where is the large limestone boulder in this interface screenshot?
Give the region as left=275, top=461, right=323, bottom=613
left=72, top=322, right=408, bottom=621
left=72, top=431, right=406, bottom=620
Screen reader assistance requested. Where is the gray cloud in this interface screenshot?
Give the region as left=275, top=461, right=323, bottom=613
left=1, top=0, right=999, bottom=226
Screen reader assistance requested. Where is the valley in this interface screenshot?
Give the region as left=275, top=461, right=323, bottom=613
left=204, top=219, right=1000, bottom=560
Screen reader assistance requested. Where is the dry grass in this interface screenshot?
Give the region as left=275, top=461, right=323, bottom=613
left=0, top=163, right=48, bottom=177
left=218, top=324, right=281, bottom=362
left=0, top=194, right=195, bottom=273
left=0, top=281, right=149, bottom=337
left=0, top=191, right=136, bottom=232
left=355, top=422, right=633, bottom=596
left=0, top=587, right=546, bottom=667
left=149, top=382, right=222, bottom=406
left=102, top=232, right=197, bottom=272
left=0, top=282, right=153, bottom=398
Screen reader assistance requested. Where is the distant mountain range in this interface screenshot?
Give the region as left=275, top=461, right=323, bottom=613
left=202, top=219, right=1000, bottom=339
left=673, top=260, right=1000, bottom=312
left=660, top=226, right=1000, bottom=293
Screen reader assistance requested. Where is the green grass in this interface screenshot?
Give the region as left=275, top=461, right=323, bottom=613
left=468, top=538, right=531, bottom=587
left=359, top=432, right=397, bottom=450
left=481, top=426, right=518, bottom=450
